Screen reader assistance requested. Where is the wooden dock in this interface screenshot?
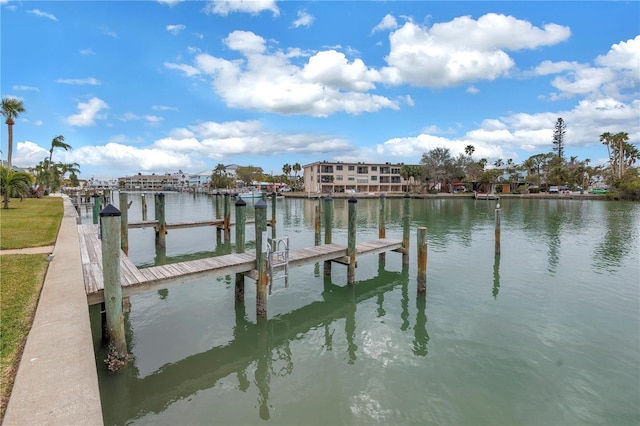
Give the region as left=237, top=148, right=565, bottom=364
left=79, top=224, right=403, bottom=306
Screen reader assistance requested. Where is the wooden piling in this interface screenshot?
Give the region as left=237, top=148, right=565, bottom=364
left=215, top=192, right=222, bottom=219
left=378, top=194, right=386, bottom=262
left=91, top=194, right=101, bottom=224
left=141, top=193, right=147, bottom=221
left=417, top=227, right=427, bottom=293
left=119, top=192, right=129, bottom=255
left=495, top=200, right=501, bottom=255
left=402, top=193, right=411, bottom=266
left=347, top=197, right=357, bottom=285
left=154, top=193, right=167, bottom=248
left=99, top=204, right=127, bottom=371
left=270, top=192, right=277, bottom=239
left=255, top=200, right=269, bottom=319
left=323, top=195, right=333, bottom=277
left=224, top=193, right=231, bottom=242
left=235, top=198, right=247, bottom=303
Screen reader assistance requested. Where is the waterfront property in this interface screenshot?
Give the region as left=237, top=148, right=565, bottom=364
left=303, top=160, right=415, bottom=195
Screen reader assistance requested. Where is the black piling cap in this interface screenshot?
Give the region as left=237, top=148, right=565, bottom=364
left=325, top=195, right=333, bottom=202
left=255, top=199, right=267, bottom=209
left=379, top=193, right=386, bottom=199
left=91, top=193, right=100, bottom=198
left=348, top=196, right=358, bottom=203
left=224, top=192, right=230, bottom=197
left=404, top=193, right=411, bottom=198
left=100, top=204, right=121, bottom=217
left=235, top=198, right=246, bottom=207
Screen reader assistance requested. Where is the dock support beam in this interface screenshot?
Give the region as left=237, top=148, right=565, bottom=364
left=347, top=197, right=357, bottom=285
left=91, top=193, right=101, bottom=224
left=154, top=193, right=167, bottom=248
left=100, top=204, right=127, bottom=371
left=417, top=227, right=427, bottom=293
left=402, top=193, right=411, bottom=266
left=141, top=193, right=147, bottom=221
left=119, top=191, right=129, bottom=255
left=255, top=200, right=269, bottom=319
left=235, top=198, right=247, bottom=303
left=495, top=200, right=501, bottom=255
left=323, top=196, right=333, bottom=277
left=314, top=197, right=322, bottom=246
left=270, top=192, right=277, bottom=239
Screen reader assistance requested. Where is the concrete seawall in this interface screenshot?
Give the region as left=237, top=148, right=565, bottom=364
left=4, top=196, right=103, bottom=425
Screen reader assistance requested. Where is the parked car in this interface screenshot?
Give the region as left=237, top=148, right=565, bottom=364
left=589, top=187, right=607, bottom=194
left=549, top=186, right=559, bottom=194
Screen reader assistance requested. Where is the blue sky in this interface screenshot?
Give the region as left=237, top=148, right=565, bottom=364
left=1, top=0, right=638, bottom=180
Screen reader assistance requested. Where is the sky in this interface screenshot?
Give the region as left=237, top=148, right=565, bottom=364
left=1, top=0, right=638, bottom=180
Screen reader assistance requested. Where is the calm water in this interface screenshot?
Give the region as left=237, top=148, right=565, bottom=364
left=89, top=193, right=640, bottom=425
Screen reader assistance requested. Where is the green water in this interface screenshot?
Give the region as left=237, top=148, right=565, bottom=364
left=91, top=195, right=640, bottom=425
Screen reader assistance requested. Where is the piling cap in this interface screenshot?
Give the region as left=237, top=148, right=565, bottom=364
left=404, top=193, right=411, bottom=198
left=348, top=196, right=358, bottom=203
left=324, top=195, right=333, bottom=202
left=100, top=204, right=121, bottom=217
left=255, top=199, right=267, bottom=209
left=91, top=193, right=100, bottom=198
left=235, top=198, right=246, bottom=207
left=379, top=193, right=385, bottom=199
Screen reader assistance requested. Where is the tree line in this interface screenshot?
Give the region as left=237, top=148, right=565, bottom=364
left=403, top=119, right=638, bottom=199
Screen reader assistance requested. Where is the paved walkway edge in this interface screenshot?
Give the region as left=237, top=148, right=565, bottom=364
left=4, top=195, right=104, bottom=426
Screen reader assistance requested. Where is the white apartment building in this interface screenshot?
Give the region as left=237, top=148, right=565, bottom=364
left=118, top=174, right=180, bottom=191
left=303, top=161, right=413, bottom=194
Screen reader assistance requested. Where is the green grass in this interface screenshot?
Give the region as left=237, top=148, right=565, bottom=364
left=0, top=196, right=63, bottom=420
left=0, top=254, right=50, bottom=418
left=0, top=197, right=62, bottom=249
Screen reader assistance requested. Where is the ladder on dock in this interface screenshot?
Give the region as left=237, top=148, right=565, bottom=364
left=267, top=237, right=289, bottom=294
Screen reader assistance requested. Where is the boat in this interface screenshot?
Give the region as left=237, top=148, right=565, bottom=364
left=237, top=190, right=265, bottom=199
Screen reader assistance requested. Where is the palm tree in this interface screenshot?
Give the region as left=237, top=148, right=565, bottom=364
left=1, top=97, right=26, bottom=170
left=292, top=162, right=301, bottom=188
left=1, top=98, right=26, bottom=209
left=59, top=162, right=81, bottom=188
left=464, top=145, right=475, bottom=158
left=48, top=135, right=71, bottom=165
left=1, top=166, right=33, bottom=203
left=282, top=163, right=292, bottom=177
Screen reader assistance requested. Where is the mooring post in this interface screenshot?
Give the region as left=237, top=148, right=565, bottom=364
left=235, top=198, right=247, bottom=303
left=119, top=191, right=129, bottom=255
left=255, top=200, right=269, bottom=319
left=100, top=204, right=127, bottom=371
left=402, top=193, right=411, bottom=266
left=378, top=194, right=386, bottom=262
left=154, top=193, right=167, bottom=248
left=347, top=196, right=357, bottom=285
left=323, top=195, right=334, bottom=277
left=215, top=192, right=222, bottom=242
left=417, top=226, right=428, bottom=293
left=495, top=199, right=501, bottom=255
left=141, top=193, right=147, bottom=221
left=102, top=189, right=110, bottom=205
left=224, top=193, right=231, bottom=242
left=270, top=192, right=277, bottom=239
left=91, top=193, right=101, bottom=224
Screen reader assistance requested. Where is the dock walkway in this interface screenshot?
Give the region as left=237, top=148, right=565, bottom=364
left=79, top=224, right=403, bottom=305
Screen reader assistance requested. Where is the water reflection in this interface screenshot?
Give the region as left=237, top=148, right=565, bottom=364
left=97, top=263, right=430, bottom=425
left=493, top=253, right=501, bottom=299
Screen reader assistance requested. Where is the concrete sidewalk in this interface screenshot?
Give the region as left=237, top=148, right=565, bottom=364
left=3, top=195, right=103, bottom=425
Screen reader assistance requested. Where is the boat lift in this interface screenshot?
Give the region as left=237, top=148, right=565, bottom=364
left=267, top=237, right=289, bottom=294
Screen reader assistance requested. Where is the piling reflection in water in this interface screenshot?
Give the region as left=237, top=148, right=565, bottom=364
left=95, top=262, right=429, bottom=425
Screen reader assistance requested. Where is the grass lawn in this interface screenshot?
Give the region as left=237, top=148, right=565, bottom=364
left=0, top=196, right=63, bottom=421
left=0, top=197, right=62, bottom=249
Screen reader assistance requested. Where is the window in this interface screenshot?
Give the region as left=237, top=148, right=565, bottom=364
left=348, top=175, right=355, bottom=181
left=371, top=166, right=377, bottom=171
left=348, top=165, right=355, bottom=171
left=336, top=175, right=343, bottom=181
left=336, top=165, right=343, bottom=171
left=371, top=176, right=377, bottom=181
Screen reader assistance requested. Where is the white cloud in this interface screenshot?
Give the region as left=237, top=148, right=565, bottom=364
left=371, top=14, right=398, bottom=34
left=79, top=48, right=95, bottom=55
left=168, top=30, right=399, bottom=116
left=202, top=0, right=279, bottom=17
left=164, top=62, right=201, bottom=77
left=158, top=0, right=184, bottom=6
left=466, top=86, right=479, bottom=94
left=66, top=97, right=109, bottom=127
left=56, top=77, right=101, bottom=85
left=292, top=10, right=314, bottom=28
left=28, top=9, right=57, bottom=21
left=383, top=13, right=570, bottom=87
left=14, top=141, right=49, bottom=168
left=167, top=24, right=186, bottom=35
left=152, top=105, right=179, bottom=112
left=12, top=85, right=39, bottom=91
